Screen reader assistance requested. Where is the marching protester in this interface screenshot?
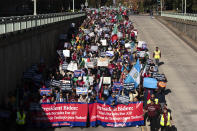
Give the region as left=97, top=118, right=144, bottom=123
left=160, top=107, right=173, bottom=131
left=144, top=100, right=161, bottom=131
left=153, top=47, right=161, bottom=66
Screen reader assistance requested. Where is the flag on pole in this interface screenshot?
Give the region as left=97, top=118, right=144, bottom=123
left=124, top=59, right=141, bottom=88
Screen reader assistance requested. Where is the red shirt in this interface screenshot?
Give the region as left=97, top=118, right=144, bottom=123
left=145, top=103, right=161, bottom=117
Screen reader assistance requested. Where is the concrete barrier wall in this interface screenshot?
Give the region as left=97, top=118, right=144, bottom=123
left=161, top=17, right=197, bottom=42
left=0, top=16, right=85, bottom=103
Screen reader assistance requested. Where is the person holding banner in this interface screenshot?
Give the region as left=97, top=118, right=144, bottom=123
left=106, top=93, right=117, bottom=107
left=40, top=94, right=50, bottom=103
left=78, top=94, right=88, bottom=103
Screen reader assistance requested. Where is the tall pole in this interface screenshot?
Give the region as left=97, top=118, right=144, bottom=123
left=184, top=0, right=186, bottom=14
left=73, top=0, right=75, bottom=12
left=182, top=0, right=183, bottom=13
left=33, top=0, right=37, bottom=15
left=160, top=0, right=162, bottom=16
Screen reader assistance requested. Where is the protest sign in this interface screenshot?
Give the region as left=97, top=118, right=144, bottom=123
left=106, top=51, right=114, bottom=57
left=30, top=103, right=88, bottom=127
left=40, top=88, right=52, bottom=96
left=89, top=102, right=144, bottom=127
left=100, top=39, right=107, bottom=46
left=74, top=70, right=85, bottom=77
left=86, top=62, right=94, bottom=68
left=100, top=52, right=106, bottom=57
left=89, top=32, right=95, bottom=37
left=143, top=78, right=158, bottom=89
left=152, top=73, right=166, bottom=81
left=67, top=62, right=78, bottom=72
left=83, top=76, right=94, bottom=85
left=62, top=62, right=68, bottom=70
left=113, top=82, right=124, bottom=91
left=124, top=83, right=135, bottom=91
left=51, top=80, right=61, bottom=87
left=103, top=77, right=111, bottom=84
left=63, top=50, right=70, bottom=57
left=59, top=80, right=72, bottom=91
left=117, top=95, right=130, bottom=105
left=125, top=43, right=131, bottom=48
left=136, top=51, right=146, bottom=58
left=97, top=58, right=109, bottom=67
left=90, top=46, right=98, bottom=51
left=76, top=87, right=88, bottom=95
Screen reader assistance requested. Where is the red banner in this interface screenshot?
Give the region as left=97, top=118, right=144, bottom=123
left=89, top=102, right=144, bottom=127
left=30, top=103, right=88, bottom=127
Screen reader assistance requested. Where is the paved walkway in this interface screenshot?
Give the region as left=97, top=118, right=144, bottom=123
left=131, top=15, right=197, bottom=131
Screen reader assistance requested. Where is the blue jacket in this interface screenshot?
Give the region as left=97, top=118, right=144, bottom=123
left=106, top=96, right=117, bottom=105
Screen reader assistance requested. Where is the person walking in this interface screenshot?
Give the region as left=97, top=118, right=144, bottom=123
left=153, top=47, right=161, bottom=66
left=145, top=100, right=161, bottom=131
left=160, top=107, right=172, bottom=131
left=16, top=108, right=26, bottom=131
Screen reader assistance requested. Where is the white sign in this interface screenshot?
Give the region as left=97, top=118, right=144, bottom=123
left=89, top=32, right=95, bottom=37
left=83, top=76, right=94, bottom=85
left=103, top=77, right=111, bottom=84
left=76, top=87, right=88, bottom=95
left=125, top=43, right=131, bottom=48
left=97, top=58, right=109, bottom=67
left=67, top=62, right=78, bottom=72
left=100, top=39, right=107, bottom=46
left=60, top=80, right=70, bottom=84
left=106, top=51, right=114, bottom=56
left=90, top=46, right=98, bottom=51
left=63, top=50, right=70, bottom=57
left=86, top=62, right=94, bottom=68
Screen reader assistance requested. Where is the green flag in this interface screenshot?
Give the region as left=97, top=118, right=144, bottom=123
left=112, top=24, right=118, bottom=35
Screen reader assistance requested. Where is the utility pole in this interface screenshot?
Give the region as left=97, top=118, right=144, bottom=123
left=33, top=0, right=37, bottom=15
left=184, top=0, right=186, bottom=14
left=73, top=0, right=75, bottom=12
left=160, top=0, right=162, bottom=16
left=182, top=0, right=183, bottom=13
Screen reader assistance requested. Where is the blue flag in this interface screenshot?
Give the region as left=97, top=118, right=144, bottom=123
left=124, top=59, right=141, bottom=88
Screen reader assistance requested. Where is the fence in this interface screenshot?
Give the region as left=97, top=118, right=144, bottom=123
left=0, top=12, right=86, bottom=35
left=161, top=12, right=197, bottom=22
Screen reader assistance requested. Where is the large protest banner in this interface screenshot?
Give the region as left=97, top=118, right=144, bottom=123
left=30, top=103, right=88, bottom=127
left=89, top=102, right=144, bottom=127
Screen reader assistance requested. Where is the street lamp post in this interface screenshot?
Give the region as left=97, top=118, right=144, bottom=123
left=85, top=0, right=88, bottom=9
left=33, top=0, right=37, bottom=15
left=73, top=0, right=75, bottom=12
left=182, top=0, right=183, bottom=13
left=160, top=0, right=162, bottom=16
left=184, top=0, right=186, bottom=14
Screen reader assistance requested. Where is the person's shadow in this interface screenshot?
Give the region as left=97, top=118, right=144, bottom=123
left=158, top=62, right=165, bottom=66
left=164, top=89, right=171, bottom=95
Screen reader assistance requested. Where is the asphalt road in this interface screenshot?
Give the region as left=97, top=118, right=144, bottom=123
left=131, top=15, right=197, bottom=131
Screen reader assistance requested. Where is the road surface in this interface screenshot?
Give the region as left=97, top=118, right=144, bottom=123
left=131, top=15, right=197, bottom=131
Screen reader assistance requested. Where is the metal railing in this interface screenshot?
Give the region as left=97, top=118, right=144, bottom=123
left=161, top=12, right=197, bottom=22
left=0, top=12, right=86, bottom=35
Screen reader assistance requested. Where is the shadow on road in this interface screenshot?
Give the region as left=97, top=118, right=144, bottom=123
left=158, top=61, right=165, bottom=66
